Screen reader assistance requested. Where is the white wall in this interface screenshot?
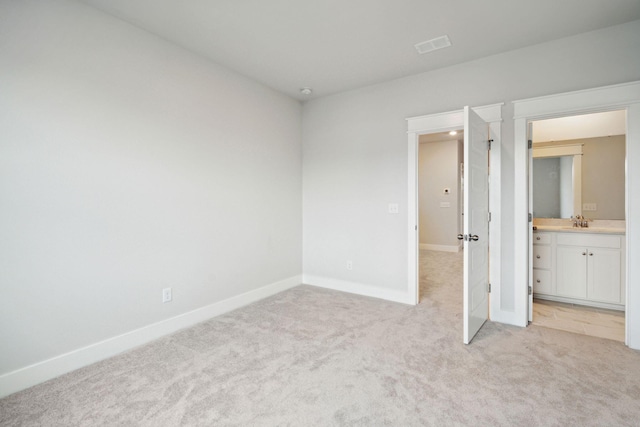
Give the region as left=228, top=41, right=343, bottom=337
left=302, top=20, right=640, bottom=307
left=0, top=0, right=302, bottom=389
left=418, top=140, right=460, bottom=249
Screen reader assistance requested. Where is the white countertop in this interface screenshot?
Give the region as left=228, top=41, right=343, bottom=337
left=533, top=225, right=625, bottom=235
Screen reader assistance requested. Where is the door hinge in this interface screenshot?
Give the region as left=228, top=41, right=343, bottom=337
left=528, top=285, right=533, bottom=295
left=488, top=139, right=493, bottom=150
left=488, top=212, right=492, bottom=222
left=488, top=283, right=491, bottom=293
left=528, top=139, right=533, bottom=149
left=528, top=213, right=532, bottom=222
left=415, top=225, right=417, bottom=231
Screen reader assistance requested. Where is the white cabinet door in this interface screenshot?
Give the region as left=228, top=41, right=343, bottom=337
left=556, top=246, right=587, bottom=299
left=588, top=247, right=622, bottom=303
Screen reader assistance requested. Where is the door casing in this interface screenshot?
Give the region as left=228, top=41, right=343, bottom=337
left=513, top=81, right=640, bottom=349
left=406, top=104, right=504, bottom=320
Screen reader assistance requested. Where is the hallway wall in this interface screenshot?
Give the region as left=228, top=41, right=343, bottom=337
left=418, top=140, right=461, bottom=250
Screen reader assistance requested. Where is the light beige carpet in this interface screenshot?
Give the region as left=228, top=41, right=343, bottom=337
left=1, top=250, right=640, bottom=426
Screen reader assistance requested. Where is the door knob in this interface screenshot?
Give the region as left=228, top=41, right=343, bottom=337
left=469, top=234, right=479, bottom=241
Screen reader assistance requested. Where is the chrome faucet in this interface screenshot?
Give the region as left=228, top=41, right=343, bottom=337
left=572, top=214, right=589, bottom=228
left=572, top=215, right=581, bottom=227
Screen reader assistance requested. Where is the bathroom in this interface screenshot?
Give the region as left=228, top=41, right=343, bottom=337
left=531, top=110, right=626, bottom=341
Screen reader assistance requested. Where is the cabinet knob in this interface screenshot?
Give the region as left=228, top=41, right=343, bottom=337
left=536, top=237, right=541, bottom=240
left=589, top=253, right=594, bottom=256
left=536, top=255, right=541, bottom=259
left=582, top=252, right=587, bottom=256
left=536, top=279, right=540, bottom=283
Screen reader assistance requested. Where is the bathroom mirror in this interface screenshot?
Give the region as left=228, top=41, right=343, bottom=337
left=532, top=154, right=578, bottom=219
left=531, top=110, right=626, bottom=220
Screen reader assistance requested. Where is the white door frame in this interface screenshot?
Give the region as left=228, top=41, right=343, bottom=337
left=406, top=104, right=503, bottom=319
left=513, top=81, right=640, bottom=349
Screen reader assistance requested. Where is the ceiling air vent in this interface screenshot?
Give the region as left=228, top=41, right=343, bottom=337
left=415, top=35, right=452, bottom=54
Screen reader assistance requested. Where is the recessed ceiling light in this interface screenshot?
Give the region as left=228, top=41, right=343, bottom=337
left=300, top=87, right=312, bottom=95
left=449, top=130, right=457, bottom=136
left=415, top=35, right=452, bottom=55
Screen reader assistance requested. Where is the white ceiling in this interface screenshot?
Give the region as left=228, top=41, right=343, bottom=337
left=79, top=0, right=640, bottom=100
left=532, top=110, right=626, bottom=143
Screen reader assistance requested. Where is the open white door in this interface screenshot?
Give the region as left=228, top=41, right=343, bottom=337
left=462, top=106, right=490, bottom=344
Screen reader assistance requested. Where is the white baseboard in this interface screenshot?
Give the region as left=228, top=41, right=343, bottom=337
left=419, top=243, right=461, bottom=252
left=303, top=275, right=414, bottom=305
left=0, top=275, right=302, bottom=399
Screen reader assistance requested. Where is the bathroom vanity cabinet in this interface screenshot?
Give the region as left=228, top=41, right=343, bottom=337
left=533, top=230, right=625, bottom=310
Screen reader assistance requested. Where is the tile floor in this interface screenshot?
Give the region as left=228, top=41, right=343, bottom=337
left=532, top=298, right=625, bottom=342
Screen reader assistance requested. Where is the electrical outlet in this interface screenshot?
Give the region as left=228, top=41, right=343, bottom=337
left=346, top=260, right=353, bottom=270
left=162, top=287, right=172, bottom=303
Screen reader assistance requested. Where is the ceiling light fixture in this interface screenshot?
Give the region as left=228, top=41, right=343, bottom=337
left=300, top=87, right=313, bottom=95
left=415, top=35, right=452, bottom=55
left=449, top=130, right=458, bottom=135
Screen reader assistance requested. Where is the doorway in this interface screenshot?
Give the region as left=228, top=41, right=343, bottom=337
left=529, top=110, right=627, bottom=341
left=407, top=105, right=501, bottom=343
left=513, top=80, right=640, bottom=349
left=418, top=130, right=464, bottom=256
left=417, top=130, right=464, bottom=306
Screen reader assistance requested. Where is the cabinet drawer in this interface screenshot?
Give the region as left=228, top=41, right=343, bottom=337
left=533, top=245, right=551, bottom=269
left=556, top=233, right=621, bottom=249
left=533, top=269, right=552, bottom=294
left=533, top=233, right=551, bottom=245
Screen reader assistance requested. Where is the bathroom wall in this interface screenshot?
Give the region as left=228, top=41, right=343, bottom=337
left=533, top=135, right=626, bottom=220
left=582, top=135, right=626, bottom=219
